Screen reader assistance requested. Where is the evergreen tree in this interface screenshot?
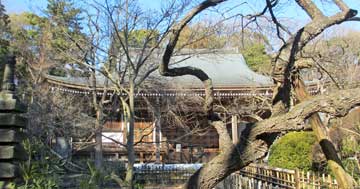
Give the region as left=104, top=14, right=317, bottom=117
left=46, top=0, right=82, bottom=49
left=45, top=0, right=84, bottom=76
left=10, top=0, right=85, bottom=77
left=0, top=1, right=11, bottom=86
left=241, top=43, right=272, bottom=74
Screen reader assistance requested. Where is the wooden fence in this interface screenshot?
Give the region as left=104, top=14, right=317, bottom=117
left=216, top=163, right=340, bottom=189
left=133, top=163, right=343, bottom=188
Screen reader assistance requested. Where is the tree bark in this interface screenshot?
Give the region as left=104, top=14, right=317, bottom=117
left=94, top=110, right=103, bottom=171
left=271, top=1, right=357, bottom=115
left=184, top=121, right=267, bottom=188
left=269, top=1, right=357, bottom=188
left=292, top=76, right=355, bottom=188
left=90, top=65, right=104, bottom=173
left=156, top=0, right=359, bottom=188
left=125, top=79, right=136, bottom=187
left=184, top=87, right=360, bottom=188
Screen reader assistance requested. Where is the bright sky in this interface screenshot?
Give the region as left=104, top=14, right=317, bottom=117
left=2, top=0, right=360, bottom=33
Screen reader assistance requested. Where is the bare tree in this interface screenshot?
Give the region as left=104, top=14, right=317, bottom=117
left=56, top=0, right=230, bottom=186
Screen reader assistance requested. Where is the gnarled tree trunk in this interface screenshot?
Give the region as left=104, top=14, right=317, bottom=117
left=292, top=75, right=355, bottom=188
left=157, top=0, right=360, bottom=188
left=183, top=88, right=360, bottom=189
left=270, top=1, right=358, bottom=187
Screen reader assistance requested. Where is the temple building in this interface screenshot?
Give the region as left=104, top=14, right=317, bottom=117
left=44, top=53, right=320, bottom=163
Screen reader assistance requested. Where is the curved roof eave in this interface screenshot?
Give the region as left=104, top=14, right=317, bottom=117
left=44, top=53, right=274, bottom=90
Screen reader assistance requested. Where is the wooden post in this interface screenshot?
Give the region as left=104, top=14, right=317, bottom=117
left=312, top=173, right=316, bottom=189
left=302, top=171, right=305, bottom=188
left=287, top=173, right=290, bottom=187
left=295, top=168, right=300, bottom=189
left=231, top=115, right=238, bottom=144
left=239, top=174, right=242, bottom=187
left=166, top=142, right=170, bottom=163
left=140, top=152, right=144, bottom=163
left=258, top=180, right=262, bottom=189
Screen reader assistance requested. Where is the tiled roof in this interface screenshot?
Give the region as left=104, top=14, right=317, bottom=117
left=45, top=53, right=273, bottom=89
left=167, top=53, right=272, bottom=88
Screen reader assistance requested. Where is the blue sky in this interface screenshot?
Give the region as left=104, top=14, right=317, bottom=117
left=3, top=0, right=360, bottom=32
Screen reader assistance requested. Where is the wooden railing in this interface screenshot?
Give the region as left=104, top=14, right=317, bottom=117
left=216, top=163, right=340, bottom=189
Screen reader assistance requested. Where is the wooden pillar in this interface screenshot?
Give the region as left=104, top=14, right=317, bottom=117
left=155, top=97, right=161, bottom=163
left=139, top=152, right=144, bottom=163
left=166, top=142, right=170, bottom=163
left=231, top=115, right=239, bottom=144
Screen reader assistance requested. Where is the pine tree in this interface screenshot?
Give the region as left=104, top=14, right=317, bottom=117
left=45, top=0, right=84, bottom=76
left=0, top=1, right=11, bottom=86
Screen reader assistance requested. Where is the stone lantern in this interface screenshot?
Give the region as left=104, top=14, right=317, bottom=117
left=0, top=56, right=27, bottom=187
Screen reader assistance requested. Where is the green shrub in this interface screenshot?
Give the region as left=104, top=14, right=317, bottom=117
left=268, top=131, right=316, bottom=171
left=79, top=162, right=111, bottom=189
left=18, top=139, right=61, bottom=189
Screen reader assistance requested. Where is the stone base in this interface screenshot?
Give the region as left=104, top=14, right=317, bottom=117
left=0, top=145, right=27, bottom=160
left=0, top=114, right=27, bottom=128
left=0, top=163, right=19, bottom=179
left=0, top=129, right=24, bottom=143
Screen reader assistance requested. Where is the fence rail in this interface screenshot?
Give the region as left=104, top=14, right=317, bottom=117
left=66, top=162, right=347, bottom=188
left=217, top=163, right=340, bottom=189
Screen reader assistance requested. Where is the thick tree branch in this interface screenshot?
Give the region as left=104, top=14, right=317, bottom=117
left=348, top=17, right=360, bottom=21
left=290, top=74, right=356, bottom=188
left=270, top=1, right=358, bottom=185
left=333, top=0, right=350, bottom=12
left=160, top=0, right=226, bottom=115
left=187, top=87, right=360, bottom=189
left=254, top=87, right=360, bottom=137
left=271, top=1, right=357, bottom=114
left=161, top=0, right=226, bottom=68
left=295, top=0, right=325, bottom=19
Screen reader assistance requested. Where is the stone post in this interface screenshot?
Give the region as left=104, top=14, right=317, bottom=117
left=0, top=56, right=27, bottom=188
